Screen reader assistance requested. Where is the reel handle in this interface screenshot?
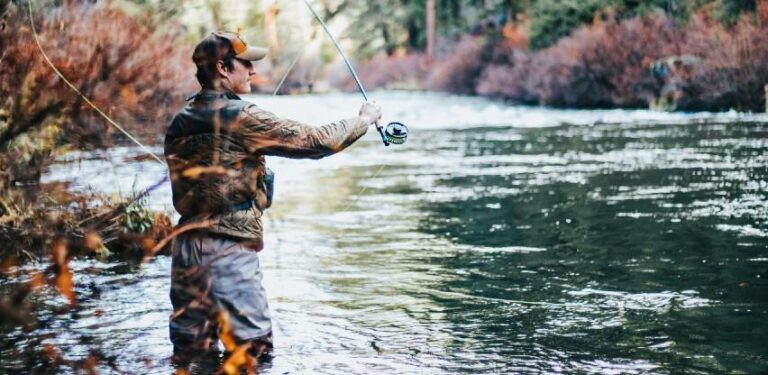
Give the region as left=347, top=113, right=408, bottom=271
left=375, top=123, right=390, bottom=146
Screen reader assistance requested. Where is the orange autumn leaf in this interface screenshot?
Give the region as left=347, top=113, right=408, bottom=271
left=28, top=272, right=45, bottom=289
left=216, top=311, right=256, bottom=374
left=82, top=355, right=98, bottom=375
left=56, top=268, right=75, bottom=307
left=120, top=85, right=138, bottom=107
left=42, top=344, right=61, bottom=363
left=140, top=236, right=157, bottom=254
left=219, top=343, right=255, bottom=375
left=143, top=219, right=216, bottom=265
left=84, top=232, right=111, bottom=258
left=52, top=239, right=76, bottom=307
left=52, top=238, right=68, bottom=267
left=181, top=166, right=232, bottom=179
left=217, top=310, right=238, bottom=351
left=83, top=232, right=103, bottom=252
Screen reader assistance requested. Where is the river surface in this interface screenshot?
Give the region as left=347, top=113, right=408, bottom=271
left=2, top=92, right=768, bottom=374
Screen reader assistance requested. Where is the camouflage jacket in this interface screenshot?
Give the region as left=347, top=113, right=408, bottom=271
left=164, top=90, right=368, bottom=249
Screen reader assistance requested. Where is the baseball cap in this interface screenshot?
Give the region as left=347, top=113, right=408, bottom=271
left=192, top=31, right=268, bottom=66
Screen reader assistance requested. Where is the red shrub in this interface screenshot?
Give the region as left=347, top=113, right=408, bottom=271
left=676, top=13, right=768, bottom=111
left=476, top=48, right=538, bottom=104
left=426, top=36, right=489, bottom=94
left=476, top=15, right=683, bottom=107
left=473, top=12, right=768, bottom=111
left=535, top=15, right=683, bottom=108
left=0, top=1, right=195, bottom=148
left=0, top=1, right=195, bottom=186
left=332, top=52, right=429, bottom=92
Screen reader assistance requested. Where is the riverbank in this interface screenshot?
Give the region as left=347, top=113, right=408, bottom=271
left=0, top=0, right=186, bottom=266
left=333, top=11, right=768, bottom=113
left=0, top=184, right=172, bottom=263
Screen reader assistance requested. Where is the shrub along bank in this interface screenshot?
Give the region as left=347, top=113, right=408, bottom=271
left=473, top=11, right=768, bottom=111
left=0, top=0, right=195, bottom=190
left=345, top=9, right=768, bottom=112
left=0, top=1, right=191, bottom=263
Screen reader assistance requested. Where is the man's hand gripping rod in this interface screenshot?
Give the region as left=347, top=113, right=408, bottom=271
left=303, top=0, right=407, bottom=146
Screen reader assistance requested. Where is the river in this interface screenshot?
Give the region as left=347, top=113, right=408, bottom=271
left=2, top=92, right=768, bottom=374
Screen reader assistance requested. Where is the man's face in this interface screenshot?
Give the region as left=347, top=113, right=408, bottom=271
left=221, top=58, right=254, bottom=94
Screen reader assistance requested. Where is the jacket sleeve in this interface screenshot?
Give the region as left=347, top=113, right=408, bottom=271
left=238, top=104, right=369, bottom=159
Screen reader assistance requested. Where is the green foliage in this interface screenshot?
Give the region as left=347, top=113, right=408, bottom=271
left=340, top=0, right=733, bottom=54
left=113, top=0, right=185, bottom=27
left=718, top=0, right=757, bottom=23
left=528, top=0, right=719, bottom=49
left=344, top=1, right=425, bottom=57
left=437, top=0, right=526, bottom=37
left=121, top=199, right=155, bottom=234
left=529, top=0, right=606, bottom=50
left=344, top=0, right=523, bottom=56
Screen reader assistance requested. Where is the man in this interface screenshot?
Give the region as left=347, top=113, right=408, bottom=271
left=164, top=31, right=382, bottom=365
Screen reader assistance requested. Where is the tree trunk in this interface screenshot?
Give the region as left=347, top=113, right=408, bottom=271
left=265, top=4, right=280, bottom=64
left=764, top=83, right=768, bottom=112
left=426, top=0, right=436, bottom=63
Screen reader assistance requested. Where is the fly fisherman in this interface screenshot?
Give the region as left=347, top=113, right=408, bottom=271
left=164, top=31, right=382, bottom=366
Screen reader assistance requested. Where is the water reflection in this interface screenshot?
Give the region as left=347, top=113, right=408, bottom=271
left=395, top=119, right=767, bottom=373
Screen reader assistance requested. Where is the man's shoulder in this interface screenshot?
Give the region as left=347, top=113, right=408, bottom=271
left=238, top=102, right=275, bottom=123
left=174, top=95, right=251, bottom=118
left=226, top=97, right=253, bottom=109
left=237, top=101, right=262, bottom=112
left=165, top=98, right=248, bottom=139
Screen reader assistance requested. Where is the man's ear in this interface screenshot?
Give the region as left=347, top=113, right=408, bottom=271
left=215, top=60, right=229, bottom=79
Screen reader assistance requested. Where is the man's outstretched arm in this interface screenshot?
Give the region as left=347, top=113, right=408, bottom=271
left=239, top=102, right=381, bottom=159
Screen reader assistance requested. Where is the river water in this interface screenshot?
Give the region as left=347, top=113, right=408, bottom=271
left=3, top=92, right=768, bottom=374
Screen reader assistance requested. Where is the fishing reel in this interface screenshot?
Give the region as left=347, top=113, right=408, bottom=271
left=376, top=121, right=408, bottom=146
left=384, top=122, right=408, bottom=145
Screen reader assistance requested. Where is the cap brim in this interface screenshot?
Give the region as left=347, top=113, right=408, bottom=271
left=236, top=46, right=268, bottom=61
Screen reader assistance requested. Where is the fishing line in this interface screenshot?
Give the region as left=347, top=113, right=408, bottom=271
left=272, top=44, right=307, bottom=96
left=27, top=0, right=169, bottom=209
left=28, top=0, right=394, bottom=221
left=27, top=0, right=165, bottom=166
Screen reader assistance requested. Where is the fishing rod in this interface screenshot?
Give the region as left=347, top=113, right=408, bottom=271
left=28, top=0, right=406, bottom=212
left=302, top=0, right=408, bottom=147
